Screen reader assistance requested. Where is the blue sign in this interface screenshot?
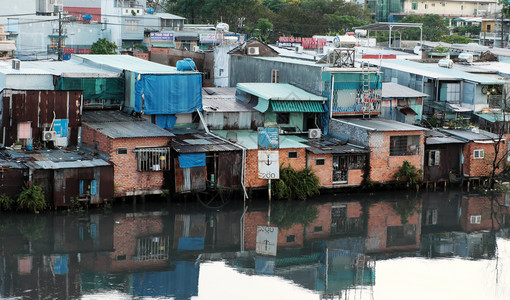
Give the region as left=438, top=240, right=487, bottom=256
left=53, top=119, right=68, bottom=137
left=258, top=127, right=279, bottom=149
left=150, top=32, right=174, bottom=42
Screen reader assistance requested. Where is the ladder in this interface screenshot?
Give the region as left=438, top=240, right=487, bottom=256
left=361, top=63, right=371, bottom=119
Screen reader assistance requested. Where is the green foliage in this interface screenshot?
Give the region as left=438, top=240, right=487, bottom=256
left=271, top=201, right=318, bottom=230
left=393, top=197, right=420, bottom=225
left=394, top=160, right=423, bottom=187
left=400, top=14, right=449, bottom=42
left=423, top=114, right=440, bottom=128
left=17, top=185, right=47, bottom=213
left=133, top=43, right=149, bottom=52
left=433, top=46, right=449, bottom=53
left=441, top=34, right=473, bottom=44
left=0, top=194, right=14, bottom=211
left=273, top=164, right=320, bottom=201
left=446, top=116, right=470, bottom=129
left=90, top=38, right=118, bottom=54
left=255, top=18, right=274, bottom=42
left=67, top=197, right=85, bottom=214
left=453, top=25, right=480, bottom=36
left=18, top=216, right=46, bottom=242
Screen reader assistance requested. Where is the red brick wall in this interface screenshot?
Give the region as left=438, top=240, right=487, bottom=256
left=369, top=131, right=424, bottom=183
left=133, top=52, right=149, bottom=60
left=348, top=169, right=364, bottom=185
left=245, top=148, right=307, bottom=188
left=460, top=195, right=504, bottom=232
left=244, top=211, right=304, bottom=250
left=307, top=152, right=333, bottom=187
left=305, top=203, right=331, bottom=240
left=82, top=125, right=171, bottom=196
left=462, top=141, right=504, bottom=177
left=365, top=201, right=420, bottom=253
left=150, top=47, right=169, bottom=55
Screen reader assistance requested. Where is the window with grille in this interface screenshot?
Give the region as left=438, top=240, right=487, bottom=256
left=470, top=215, right=481, bottom=224
left=134, top=236, right=170, bottom=261
left=347, top=155, right=365, bottom=169
left=316, top=159, right=325, bottom=166
left=276, top=112, right=289, bottom=124
left=136, top=147, right=170, bottom=171
left=117, top=148, right=128, bottom=155
left=288, top=151, right=298, bottom=158
left=473, top=149, right=484, bottom=159
left=271, top=69, right=280, bottom=83
left=428, top=150, right=440, bottom=166
left=389, top=135, right=420, bottom=156
left=125, top=20, right=139, bottom=32
left=412, top=1, right=417, bottom=9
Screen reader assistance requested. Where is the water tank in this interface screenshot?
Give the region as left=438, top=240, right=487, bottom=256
left=176, top=58, right=196, bottom=71
left=82, top=14, right=92, bottom=21
left=438, top=58, right=453, bottom=68
left=458, top=53, right=473, bottom=63
left=146, top=8, right=155, bottom=14
left=216, top=23, right=229, bottom=32
left=355, top=29, right=367, bottom=37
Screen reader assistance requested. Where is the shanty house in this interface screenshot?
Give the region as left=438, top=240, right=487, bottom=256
left=380, top=82, right=427, bottom=125
left=81, top=110, right=174, bottom=198
left=423, top=130, right=464, bottom=184
left=329, top=118, right=425, bottom=183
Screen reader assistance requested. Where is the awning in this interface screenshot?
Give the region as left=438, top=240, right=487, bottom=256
left=474, top=112, right=510, bottom=123
left=178, top=153, right=206, bottom=168
left=0, top=43, right=16, bottom=51
left=399, top=106, right=417, bottom=115
left=271, top=100, right=325, bottom=112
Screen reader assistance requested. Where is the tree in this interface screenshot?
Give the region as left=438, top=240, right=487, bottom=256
left=442, top=34, right=473, bottom=44
left=273, top=164, right=320, bottom=201
left=394, top=160, right=423, bottom=190
left=90, top=38, right=118, bottom=54
left=17, top=185, right=47, bottom=213
left=400, top=14, right=448, bottom=42
left=254, top=18, right=274, bottom=42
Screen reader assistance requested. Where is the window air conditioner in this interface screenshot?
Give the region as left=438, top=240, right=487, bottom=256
left=308, top=129, right=321, bottom=139
left=42, top=131, right=57, bottom=142
left=247, top=47, right=259, bottom=55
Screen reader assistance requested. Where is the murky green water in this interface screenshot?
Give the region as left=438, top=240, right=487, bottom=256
left=0, top=190, right=508, bottom=300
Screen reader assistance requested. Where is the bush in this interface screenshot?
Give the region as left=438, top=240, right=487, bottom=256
left=394, top=160, right=423, bottom=188
left=273, top=164, right=320, bottom=201
left=271, top=201, right=319, bottom=230
left=0, top=194, right=14, bottom=211
left=17, top=185, right=47, bottom=213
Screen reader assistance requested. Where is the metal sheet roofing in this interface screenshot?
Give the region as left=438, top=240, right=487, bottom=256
left=16, top=60, right=121, bottom=78
left=202, top=87, right=257, bottom=112
left=271, top=100, right=326, bottom=112
left=474, top=112, right=510, bottom=123
left=170, top=131, right=240, bottom=153
left=75, top=54, right=198, bottom=75
left=354, top=22, right=423, bottom=32
left=366, top=59, right=506, bottom=84
left=237, top=83, right=326, bottom=101
left=426, top=136, right=465, bottom=145
left=381, top=82, right=428, bottom=98
left=1, top=149, right=110, bottom=170
left=332, top=117, right=425, bottom=132
left=213, top=130, right=309, bottom=150
left=439, top=129, right=500, bottom=141
left=83, top=111, right=174, bottom=139
left=305, top=137, right=368, bottom=155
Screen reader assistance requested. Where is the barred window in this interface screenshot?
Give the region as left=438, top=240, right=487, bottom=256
left=134, top=236, right=170, bottom=261
left=390, top=135, right=420, bottom=156
left=136, top=147, right=170, bottom=171
left=474, top=149, right=484, bottom=159
left=347, top=155, right=365, bottom=169
left=428, top=150, right=440, bottom=166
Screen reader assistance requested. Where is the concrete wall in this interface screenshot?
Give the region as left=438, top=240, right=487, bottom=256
left=229, top=55, right=323, bottom=94
left=214, top=44, right=237, bottom=87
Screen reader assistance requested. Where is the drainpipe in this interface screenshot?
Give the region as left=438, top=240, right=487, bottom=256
left=330, top=74, right=335, bottom=119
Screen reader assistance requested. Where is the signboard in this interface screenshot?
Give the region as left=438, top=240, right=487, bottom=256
left=277, top=36, right=327, bottom=49
left=53, top=119, right=68, bottom=137
left=199, top=33, right=223, bottom=43
left=258, top=151, right=279, bottom=179
left=256, top=225, right=278, bottom=256
left=258, top=127, right=279, bottom=149
left=150, top=31, right=174, bottom=42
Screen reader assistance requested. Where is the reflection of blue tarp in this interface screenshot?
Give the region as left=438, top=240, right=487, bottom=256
left=152, top=114, right=177, bottom=129
left=54, top=255, right=68, bottom=274
left=133, top=261, right=199, bottom=298
left=177, top=237, right=205, bottom=251
left=135, top=74, right=202, bottom=114
left=178, top=153, right=206, bottom=168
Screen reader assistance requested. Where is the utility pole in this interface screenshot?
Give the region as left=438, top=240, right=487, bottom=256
left=501, top=11, right=505, bottom=48
left=58, top=10, right=63, bottom=61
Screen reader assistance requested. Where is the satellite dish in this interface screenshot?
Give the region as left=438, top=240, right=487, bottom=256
left=333, top=35, right=341, bottom=48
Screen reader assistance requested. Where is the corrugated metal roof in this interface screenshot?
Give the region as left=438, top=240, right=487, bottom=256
left=305, top=137, right=368, bottom=155
left=474, top=112, right=510, bottom=123
left=426, top=136, right=465, bottom=145
left=170, top=131, right=240, bottom=153
left=75, top=54, right=198, bottom=75
left=332, top=117, right=425, bottom=132
left=202, top=87, right=257, bottom=112
left=382, top=82, right=428, bottom=98
left=83, top=111, right=174, bottom=138
left=213, top=130, right=308, bottom=150
left=426, top=102, right=473, bottom=113
left=439, top=128, right=500, bottom=141
left=271, top=100, right=326, bottom=112
left=0, top=149, right=110, bottom=170
left=366, top=59, right=506, bottom=84
left=16, top=60, right=121, bottom=78
left=254, top=55, right=323, bottom=67
left=237, top=83, right=326, bottom=101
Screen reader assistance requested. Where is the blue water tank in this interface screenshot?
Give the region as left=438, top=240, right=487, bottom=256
left=82, top=14, right=92, bottom=21
left=176, top=58, right=196, bottom=71
left=146, top=8, right=155, bottom=14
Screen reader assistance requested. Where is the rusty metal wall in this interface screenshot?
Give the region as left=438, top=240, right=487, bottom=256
left=0, top=168, right=26, bottom=198
left=174, top=158, right=207, bottom=193
left=1, top=90, right=82, bottom=147
left=217, top=151, right=242, bottom=188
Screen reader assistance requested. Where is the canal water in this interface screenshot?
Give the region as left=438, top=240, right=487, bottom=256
left=0, top=189, right=509, bottom=300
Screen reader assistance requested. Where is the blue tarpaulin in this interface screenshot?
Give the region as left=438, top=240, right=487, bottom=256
left=177, top=237, right=205, bottom=252
left=153, top=114, right=177, bottom=129
left=133, top=261, right=199, bottom=298
left=135, top=73, right=202, bottom=114
left=178, top=153, right=206, bottom=168
left=53, top=255, right=68, bottom=274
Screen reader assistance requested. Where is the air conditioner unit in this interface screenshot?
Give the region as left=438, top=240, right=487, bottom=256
left=12, top=59, right=20, bottom=70
left=308, top=129, right=321, bottom=139
left=247, top=47, right=259, bottom=55
left=42, top=130, right=57, bottom=142
left=295, top=46, right=303, bottom=53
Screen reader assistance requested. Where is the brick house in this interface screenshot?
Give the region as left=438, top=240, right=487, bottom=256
left=305, top=136, right=369, bottom=188
left=439, top=129, right=506, bottom=180
left=329, top=117, right=425, bottom=183
left=460, top=194, right=509, bottom=233
left=82, top=110, right=174, bottom=198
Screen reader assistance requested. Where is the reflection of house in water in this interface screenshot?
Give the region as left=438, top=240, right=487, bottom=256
left=421, top=231, right=496, bottom=259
